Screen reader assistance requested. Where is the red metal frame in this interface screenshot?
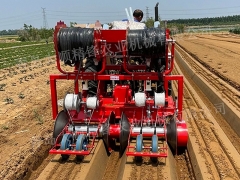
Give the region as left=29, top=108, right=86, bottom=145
left=49, top=126, right=100, bottom=155
left=49, top=21, right=188, bottom=158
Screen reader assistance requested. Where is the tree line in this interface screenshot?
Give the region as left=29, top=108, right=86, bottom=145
left=0, top=24, right=54, bottom=42
left=167, top=15, right=240, bottom=26
left=18, top=24, right=54, bottom=41
left=0, top=29, right=18, bottom=36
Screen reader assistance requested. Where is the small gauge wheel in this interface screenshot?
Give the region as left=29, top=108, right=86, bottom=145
left=60, top=133, right=73, bottom=160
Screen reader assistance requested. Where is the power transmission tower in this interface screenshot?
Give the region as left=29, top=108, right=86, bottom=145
left=41, top=7, right=48, bottom=29
left=41, top=7, right=49, bottom=43
left=146, top=6, right=149, bottom=21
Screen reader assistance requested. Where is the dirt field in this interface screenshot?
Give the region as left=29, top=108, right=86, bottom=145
left=175, top=33, right=240, bottom=89
left=0, top=57, right=73, bottom=179
left=0, top=33, right=239, bottom=179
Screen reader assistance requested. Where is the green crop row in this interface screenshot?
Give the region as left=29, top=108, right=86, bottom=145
left=0, top=43, right=55, bottom=69
left=0, top=41, right=48, bottom=49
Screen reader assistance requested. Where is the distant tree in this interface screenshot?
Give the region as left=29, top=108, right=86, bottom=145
left=167, top=14, right=240, bottom=26
left=17, top=24, right=54, bottom=42
left=70, top=22, right=77, bottom=27
left=176, top=24, right=185, bottom=33
left=0, top=29, right=18, bottom=36
left=145, top=17, right=155, bottom=28
left=39, top=28, right=54, bottom=40
left=18, top=29, right=29, bottom=41
left=0, top=30, right=7, bottom=35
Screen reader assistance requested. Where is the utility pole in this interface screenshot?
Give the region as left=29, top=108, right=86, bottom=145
left=155, top=3, right=159, bottom=21
left=146, top=6, right=149, bottom=21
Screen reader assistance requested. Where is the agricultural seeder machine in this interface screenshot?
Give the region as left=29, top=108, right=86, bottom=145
left=49, top=14, right=188, bottom=161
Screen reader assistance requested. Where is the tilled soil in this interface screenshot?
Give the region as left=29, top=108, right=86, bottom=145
left=0, top=57, right=73, bottom=179
left=174, top=33, right=240, bottom=179
left=175, top=33, right=240, bottom=90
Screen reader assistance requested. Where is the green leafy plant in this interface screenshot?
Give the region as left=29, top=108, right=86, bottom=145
left=18, top=92, right=25, bottom=99
left=4, top=97, right=14, bottom=104
left=19, top=78, right=23, bottom=84
left=0, top=84, right=6, bottom=91
left=33, top=109, right=43, bottom=125
left=2, top=125, right=9, bottom=130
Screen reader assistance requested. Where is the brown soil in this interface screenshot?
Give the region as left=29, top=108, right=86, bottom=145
left=174, top=33, right=240, bottom=179
left=175, top=33, right=240, bottom=90
left=0, top=57, right=73, bottom=179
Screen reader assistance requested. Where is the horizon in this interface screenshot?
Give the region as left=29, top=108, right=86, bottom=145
left=1, top=14, right=240, bottom=31
left=0, top=0, right=240, bottom=31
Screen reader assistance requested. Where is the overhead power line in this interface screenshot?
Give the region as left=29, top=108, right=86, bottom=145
left=46, top=10, right=123, bottom=14
left=46, top=13, right=125, bottom=18
left=1, top=11, right=39, bottom=19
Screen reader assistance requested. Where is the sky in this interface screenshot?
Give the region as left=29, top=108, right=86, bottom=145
left=0, top=0, right=240, bottom=30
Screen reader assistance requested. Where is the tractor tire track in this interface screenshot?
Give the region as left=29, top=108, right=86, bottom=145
left=48, top=157, right=81, bottom=180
